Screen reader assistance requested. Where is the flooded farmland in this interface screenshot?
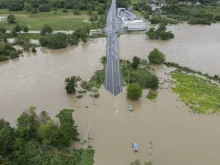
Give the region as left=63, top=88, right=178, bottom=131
left=0, top=23, right=220, bottom=165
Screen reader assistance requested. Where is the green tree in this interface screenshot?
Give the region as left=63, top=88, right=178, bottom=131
left=23, top=25, right=29, bottom=33
left=38, top=120, right=59, bottom=145
left=31, top=8, right=38, bottom=14
left=131, top=56, right=141, bottom=69
left=39, top=4, right=51, bottom=12
left=90, top=13, right=98, bottom=21
left=41, top=24, right=53, bottom=35
left=0, top=119, right=14, bottom=156
left=127, top=83, right=142, bottom=100
left=16, top=106, right=40, bottom=141
left=131, top=70, right=159, bottom=89
left=55, top=109, right=78, bottom=147
left=65, top=76, right=81, bottom=94
left=31, top=47, right=36, bottom=52
left=7, top=14, right=15, bottom=24
left=157, top=23, right=167, bottom=31
left=148, top=48, right=166, bottom=64
left=100, top=55, right=107, bottom=65
left=46, top=33, right=68, bottom=49
left=15, top=34, right=30, bottom=45
left=24, top=2, right=32, bottom=12
left=13, top=24, right=22, bottom=34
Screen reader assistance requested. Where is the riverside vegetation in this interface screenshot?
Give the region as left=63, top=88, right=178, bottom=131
left=0, top=106, right=95, bottom=165
left=132, top=0, right=220, bottom=25
left=64, top=52, right=160, bottom=101
left=146, top=23, right=174, bottom=40
left=164, top=62, right=220, bottom=114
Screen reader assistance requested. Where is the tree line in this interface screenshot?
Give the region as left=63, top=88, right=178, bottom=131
left=0, top=107, right=95, bottom=165
left=0, top=0, right=130, bottom=12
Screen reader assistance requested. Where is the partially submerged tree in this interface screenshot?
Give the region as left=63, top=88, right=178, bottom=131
left=41, top=24, right=53, bottom=35
left=65, top=76, right=81, bottom=94
left=148, top=48, right=166, bottom=64
left=127, top=83, right=142, bottom=100
left=55, top=109, right=78, bottom=147
left=131, top=56, right=141, bottom=69
left=23, top=25, right=29, bottom=33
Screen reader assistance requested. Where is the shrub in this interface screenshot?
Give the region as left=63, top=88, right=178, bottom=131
left=131, top=56, right=141, bottom=69
left=0, top=56, right=9, bottom=62
left=63, top=9, right=68, bottom=12
left=46, top=33, right=68, bottom=49
left=10, top=51, right=19, bottom=59
left=131, top=70, right=159, bottom=89
left=41, top=24, right=53, bottom=35
left=148, top=48, right=166, bottom=64
left=147, top=90, right=158, bottom=100
left=31, top=8, right=38, bottom=14
left=215, top=15, right=220, bottom=21
left=127, top=83, right=142, bottom=100
left=31, top=47, right=36, bottom=52
left=0, top=28, right=6, bottom=33
left=39, top=4, right=51, bottom=12
left=7, top=14, right=15, bottom=24
left=64, top=76, right=81, bottom=94
left=73, top=10, right=80, bottom=15
left=76, top=95, right=83, bottom=99
left=39, top=36, right=48, bottom=46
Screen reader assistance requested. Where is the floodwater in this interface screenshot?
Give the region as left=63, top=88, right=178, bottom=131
left=1, top=23, right=220, bottom=165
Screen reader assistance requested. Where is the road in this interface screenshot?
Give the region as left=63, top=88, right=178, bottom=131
left=104, top=0, right=123, bottom=96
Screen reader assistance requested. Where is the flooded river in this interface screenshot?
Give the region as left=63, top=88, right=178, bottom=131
left=0, top=23, right=220, bottom=165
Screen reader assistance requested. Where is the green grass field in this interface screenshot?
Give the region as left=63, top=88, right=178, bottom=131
left=0, top=9, right=90, bottom=30
left=172, top=71, right=220, bottom=114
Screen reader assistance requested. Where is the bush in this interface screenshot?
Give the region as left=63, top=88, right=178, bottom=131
left=215, top=15, right=220, bottom=21
left=7, top=14, right=15, bottom=24
left=0, top=56, right=9, bottom=62
left=8, top=3, right=23, bottom=11
left=0, top=28, right=6, bottom=33
left=147, top=90, right=158, bottom=100
left=131, top=70, right=159, bottom=89
left=31, top=8, right=38, bottom=14
left=146, top=23, right=174, bottom=40
left=73, top=10, right=80, bottom=15
left=31, top=47, right=36, bottom=52
left=131, top=56, right=141, bottom=69
left=127, top=83, right=142, bottom=100
left=76, top=95, right=83, bottom=99
left=39, top=4, right=51, bottom=12
left=10, top=51, right=19, bottom=59
left=46, top=33, right=68, bottom=49
left=148, top=48, right=166, bottom=64
left=65, top=76, right=81, bottom=94
left=39, top=36, right=48, bottom=46
left=63, top=9, right=68, bottom=12
left=41, top=24, right=53, bottom=35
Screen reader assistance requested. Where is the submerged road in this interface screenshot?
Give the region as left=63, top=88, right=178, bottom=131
left=104, top=0, right=122, bottom=96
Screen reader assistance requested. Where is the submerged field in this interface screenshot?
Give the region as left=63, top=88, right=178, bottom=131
left=172, top=71, right=220, bottom=114
left=0, top=9, right=89, bottom=30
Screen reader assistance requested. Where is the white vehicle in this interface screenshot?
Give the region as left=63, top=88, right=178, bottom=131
left=132, top=143, right=139, bottom=152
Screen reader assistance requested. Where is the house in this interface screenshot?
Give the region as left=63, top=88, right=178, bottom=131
left=195, top=2, right=201, bottom=6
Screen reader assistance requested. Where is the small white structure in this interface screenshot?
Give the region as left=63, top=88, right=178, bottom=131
left=195, top=2, right=201, bottom=6
left=117, top=8, right=147, bottom=31
left=129, top=105, right=133, bottom=111
left=132, top=143, right=139, bottom=152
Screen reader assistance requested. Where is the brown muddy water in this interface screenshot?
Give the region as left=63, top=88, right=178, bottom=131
left=1, top=24, right=220, bottom=165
